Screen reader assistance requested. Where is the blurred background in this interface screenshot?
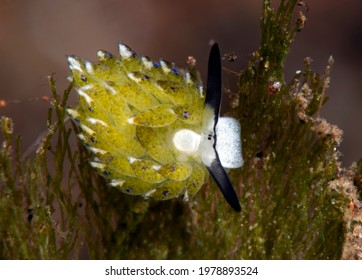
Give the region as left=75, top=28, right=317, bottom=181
left=0, top=0, right=361, bottom=166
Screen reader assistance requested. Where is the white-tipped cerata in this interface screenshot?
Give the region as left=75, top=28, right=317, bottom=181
left=67, top=56, right=83, bottom=72
left=119, top=43, right=133, bottom=59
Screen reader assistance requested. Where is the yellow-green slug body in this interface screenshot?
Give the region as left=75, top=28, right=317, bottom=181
left=67, top=43, right=243, bottom=210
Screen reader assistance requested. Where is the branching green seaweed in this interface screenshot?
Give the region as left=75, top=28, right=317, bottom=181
left=1, top=0, right=361, bottom=259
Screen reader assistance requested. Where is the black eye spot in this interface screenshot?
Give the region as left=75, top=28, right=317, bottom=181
left=90, top=136, right=96, bottom=143
left=182, top=111, right=190, bottom=119
left=208, top=133, right=213, bottom=140
left=88, top=107, right=94, bottom=113
left=126, top=187, right=132, bottom=193
left=80, top=75, right=87, bottom=82
left=103, top=170, right=110, bottom=177
left=162, top=190, right=170, bottom=197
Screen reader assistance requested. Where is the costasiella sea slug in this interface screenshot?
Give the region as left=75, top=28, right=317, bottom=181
left=66, top=42, right=243, bottom=211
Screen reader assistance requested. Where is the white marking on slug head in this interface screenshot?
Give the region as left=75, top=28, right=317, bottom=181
left=215, top=117, right=243, bottom=168
left=173, top=129, right=201, bottom=154
left=199, top=134, right=216, bottom=168
left=198, top=105, right=217, bottom=167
